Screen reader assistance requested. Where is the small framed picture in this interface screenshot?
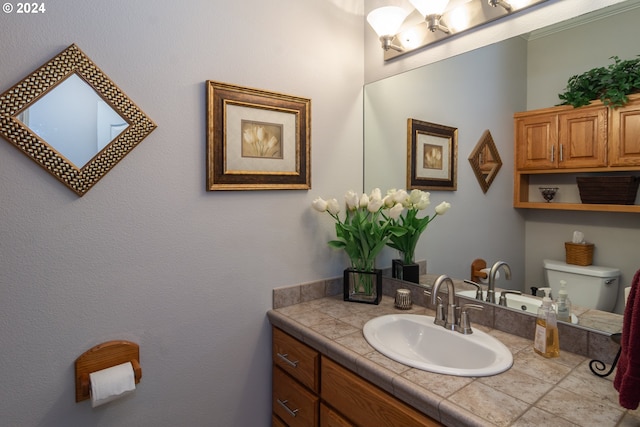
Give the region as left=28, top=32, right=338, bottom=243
left=206, top=81, right=311, bottom=190
left=407, top=118, right=457, bottom=191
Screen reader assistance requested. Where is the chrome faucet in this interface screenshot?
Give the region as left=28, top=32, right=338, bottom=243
left=463, top=279, right=484, bottom=300
left=498, top=290, right=522, bottom=306
left=431, top=275, right=458, bottom=331
left=487, top=261, right=512, bottom=304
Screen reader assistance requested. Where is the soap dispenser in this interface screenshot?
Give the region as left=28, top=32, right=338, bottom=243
left=534, top=297, right=560, bottom=358
left=555, top=280, right=572, bottom=323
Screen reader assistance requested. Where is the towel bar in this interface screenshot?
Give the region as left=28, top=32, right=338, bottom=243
left=589, top=333, right=621, bottom=378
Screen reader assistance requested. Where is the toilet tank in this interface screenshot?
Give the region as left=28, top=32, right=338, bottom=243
left=543, top=259, right=620, bottom=311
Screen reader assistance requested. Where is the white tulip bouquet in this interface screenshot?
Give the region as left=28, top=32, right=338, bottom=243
left=312, top=188, right=405, bottom=274
left=384, top=189, right=451, bottom=264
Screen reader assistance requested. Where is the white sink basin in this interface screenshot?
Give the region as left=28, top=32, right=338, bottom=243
left=457, top=290, right=541, bottom=314
left=363, top=314, right=513, bottom=377
left=457, top=290, right=579, bottom=324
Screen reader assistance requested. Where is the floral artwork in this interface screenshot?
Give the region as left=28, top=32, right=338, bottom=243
left=206, top=81, right=310, bottom=190
left=241, top=121, right=283, bottom=159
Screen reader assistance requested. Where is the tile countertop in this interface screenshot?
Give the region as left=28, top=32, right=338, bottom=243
left=267, top=291, right=640, bottom=426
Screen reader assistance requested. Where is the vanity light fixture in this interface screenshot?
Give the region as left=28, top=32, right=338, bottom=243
left=366, top=6, right=409, bottom=51
left=488, top=0, right=512, bottom=12
left=409, top=0, right=450, bottom=33
left=367, top=0, right=549, bottom=60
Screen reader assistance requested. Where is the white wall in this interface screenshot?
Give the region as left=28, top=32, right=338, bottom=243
left=0, top=1, right=363, bottom=425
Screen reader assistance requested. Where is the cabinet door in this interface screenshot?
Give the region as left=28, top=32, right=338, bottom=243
left=557, top=106, right=607, bottom=168
left=321, top=357, right=442, bottom=427
left=320, top=403, right=354, bottom=427
left=273, top=366, right=319, bottom=427
left=609, top=97, right=640, bottom=166
left=515, top=113, right=557, bottom=170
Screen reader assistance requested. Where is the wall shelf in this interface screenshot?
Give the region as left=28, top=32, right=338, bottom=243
left=513, top=94, right=640, bottom=214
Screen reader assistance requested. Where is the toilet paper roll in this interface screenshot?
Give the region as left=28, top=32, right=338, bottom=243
left=89, top=361, right=136, bottom=408
left=478, top=268, right=498, bottom=284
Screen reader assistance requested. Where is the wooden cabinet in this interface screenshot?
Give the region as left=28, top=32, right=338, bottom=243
left=514, top=94, right=640, bottom=212
left=272, top=327, right=319, bottom=392
left=610, top=95, right=640, bottom=166
left=271, top=327, right=442, bottom=427
left=272, top=327, right=319, bottom=427
left=320, top=403, right=354, bottom=427
left=273, top=366, right=319, bottom=427
left=515, top=104, right=607, bottom=170
left=321, top=356, right=441, bottom=427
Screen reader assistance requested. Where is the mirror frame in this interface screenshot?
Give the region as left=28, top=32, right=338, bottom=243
left=0, top=44, right=157, bottom=196
left=468, top=129, right=502, bottom=193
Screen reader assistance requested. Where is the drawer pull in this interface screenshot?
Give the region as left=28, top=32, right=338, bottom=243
left=276, top=398, right=299, bottom=417
left=276, top=352, right=299, bottom=368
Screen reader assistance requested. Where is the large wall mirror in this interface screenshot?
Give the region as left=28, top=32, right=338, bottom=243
left=0, top=44, right=157, bottom=196
left=364, top=1, right=640, bottom=335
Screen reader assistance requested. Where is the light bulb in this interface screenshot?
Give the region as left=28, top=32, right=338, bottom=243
left=366, top=6, right=408, bottom=37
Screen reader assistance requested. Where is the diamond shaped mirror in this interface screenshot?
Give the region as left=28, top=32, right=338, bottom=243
left=468, top=130, right=502, bottom=193
left=0, top=44, right=156, bottom=196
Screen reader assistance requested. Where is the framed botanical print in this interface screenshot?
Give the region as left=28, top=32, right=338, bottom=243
left=206, top=81, right=311, bottom=190
left=407, top=119, right=457, bottom=191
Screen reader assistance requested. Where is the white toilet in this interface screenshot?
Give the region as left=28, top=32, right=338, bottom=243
left=543, top=259, right=620, bottom=311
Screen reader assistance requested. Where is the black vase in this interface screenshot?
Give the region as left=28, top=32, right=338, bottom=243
left=392, top=259, right=420, bottom=284
left=343, top=268, right=382, bottom=305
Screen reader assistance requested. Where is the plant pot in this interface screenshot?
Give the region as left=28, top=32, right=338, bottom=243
left=391, top=259, right=420, bottom=284
left=343, top=268, right=382, bottom=305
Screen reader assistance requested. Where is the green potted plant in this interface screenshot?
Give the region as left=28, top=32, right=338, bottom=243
left=384, top=189, right=451, bottom=283
left=311, top=188, right=404, bottom=304
left=558, top=55, right=640, bottom=108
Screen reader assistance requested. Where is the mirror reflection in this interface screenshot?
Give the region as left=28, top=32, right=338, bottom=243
left=366, top=3, right=637, bottom=335
left=468, top=130, right=502, bottom=193
left=16, top=73, right=129, bottom=168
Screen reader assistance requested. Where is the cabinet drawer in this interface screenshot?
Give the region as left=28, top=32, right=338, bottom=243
left=321, top=356, right=442, bottom=427
left=273, top=366, right=319, bottom=427
left=272, top=327, right=319, bottom=392
left=272, top=414, right=287, bottom=427
left=320, top=403, right=354, bottom=427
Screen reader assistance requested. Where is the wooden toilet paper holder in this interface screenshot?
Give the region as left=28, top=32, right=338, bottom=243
left=75, top=340, right=142, bottom=402
left=470, top=258, right=488, bottom=283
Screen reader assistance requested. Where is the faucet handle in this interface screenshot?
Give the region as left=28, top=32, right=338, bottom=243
left=463, top=280, right=484, bottom=300
left=498, top=290, right=522, bottom=306
left=424, top=290, right=445, bottom=326
left=458, top=304, right=484, bottom=334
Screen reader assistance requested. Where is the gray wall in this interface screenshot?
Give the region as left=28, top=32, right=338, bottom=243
left=524, top=6, right=640, bottom=314
left=364, top=36, right=528, bottom=285
left=0, top=1, right=363, bottom=425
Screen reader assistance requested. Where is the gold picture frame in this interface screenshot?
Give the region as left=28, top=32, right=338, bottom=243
left=407, top=119, right=457, bottom=191
left=468, top=129, right=502, bottom=193
left=206, top=81, right=311, bottom=190
left=0, top=44, right=157, bottom=196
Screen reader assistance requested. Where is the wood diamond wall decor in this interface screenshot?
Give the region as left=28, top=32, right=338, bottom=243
left=0, top=44, right=157, bottom=196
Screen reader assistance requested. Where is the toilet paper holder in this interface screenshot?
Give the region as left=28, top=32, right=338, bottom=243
left=470, top=258, right=488, bottom=283
left=75, top=340, right=142, bottom=402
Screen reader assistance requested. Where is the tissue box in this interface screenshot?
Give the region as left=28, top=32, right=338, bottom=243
left=565, top=242, right=594, bottom=266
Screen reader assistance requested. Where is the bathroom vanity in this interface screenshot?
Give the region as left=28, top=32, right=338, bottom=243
left=269, top=277, right=639, bottom=426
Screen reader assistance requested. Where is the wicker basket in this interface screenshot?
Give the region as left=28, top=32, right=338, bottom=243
left=576, top=176, right=640, bottom=205
left=565, top=242, right=594, bottom=266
